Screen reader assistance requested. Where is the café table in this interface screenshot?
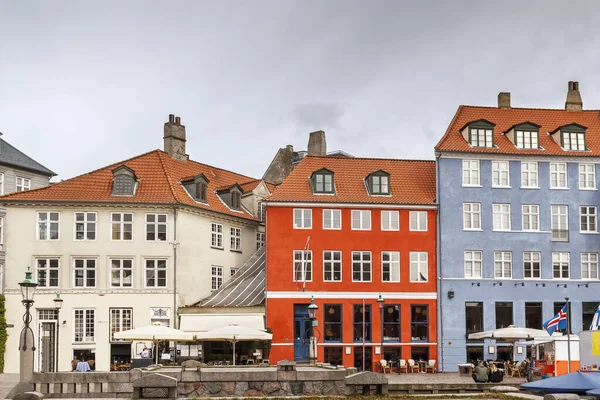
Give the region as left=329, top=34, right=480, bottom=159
left=76, top=361, right=91, bottom=372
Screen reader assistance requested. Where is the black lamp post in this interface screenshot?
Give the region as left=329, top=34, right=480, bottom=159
left=18, top=266, right=38, bottom=385
left=53, top=292, right=63, bottom=372
left=307, top=296, right=319, bottom=365
left=377, top=293, right=385, bottom=363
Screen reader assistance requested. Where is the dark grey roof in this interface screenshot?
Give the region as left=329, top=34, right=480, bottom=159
left=0, top=138, right=56, bottom=176
left=196, top=247, right=265, bottom=307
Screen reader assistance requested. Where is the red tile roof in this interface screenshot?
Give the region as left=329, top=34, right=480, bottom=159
left=266, top=156, right=436, bottom=205
left=238, top=179, right=275, bottom=194
left=436, top=106, right=600, bottom=156
left=0, top=149, right=260, bottom=221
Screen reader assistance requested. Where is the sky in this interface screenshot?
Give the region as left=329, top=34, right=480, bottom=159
left=2, top=1, right=600, bottom=181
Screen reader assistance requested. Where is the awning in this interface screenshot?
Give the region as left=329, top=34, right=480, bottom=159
left=180, top=314, right=265, bottom=334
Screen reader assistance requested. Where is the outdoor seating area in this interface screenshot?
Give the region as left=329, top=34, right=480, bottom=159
left=379, top=358, right=437, bottom=374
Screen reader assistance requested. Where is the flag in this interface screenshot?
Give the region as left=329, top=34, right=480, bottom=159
left=590, top=305, right=600, bottom=331
left=543, top=304, right=568, bottom=335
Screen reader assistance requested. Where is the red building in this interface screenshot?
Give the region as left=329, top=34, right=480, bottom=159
left=265, top=156, right=437, bottom=371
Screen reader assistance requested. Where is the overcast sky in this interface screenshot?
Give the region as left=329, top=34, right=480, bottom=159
left=2, top=1, right=600, bottom=181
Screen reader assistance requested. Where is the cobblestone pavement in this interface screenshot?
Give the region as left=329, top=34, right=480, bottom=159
left=385, top=371, right=527, bottom=385
left=0, top=374, right=19, bottom=399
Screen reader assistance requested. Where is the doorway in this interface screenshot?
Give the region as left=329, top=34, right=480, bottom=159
left=38, top=321, right=56, bottom=372
left=293, top=304, right=311, bottom=362
left=354, top=346, right=373, bottom=371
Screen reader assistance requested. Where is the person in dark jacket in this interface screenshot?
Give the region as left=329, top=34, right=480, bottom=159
left=472, top=362, right=489, bottom=383
left=488, top=364, right=503, bottom=383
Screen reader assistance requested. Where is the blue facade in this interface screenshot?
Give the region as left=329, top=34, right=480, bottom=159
left=437, top=155, right=600, bottom=371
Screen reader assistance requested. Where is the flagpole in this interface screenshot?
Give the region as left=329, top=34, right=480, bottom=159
left=565, top=296, right=571, bottom=374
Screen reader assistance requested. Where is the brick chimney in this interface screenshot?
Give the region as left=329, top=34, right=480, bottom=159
left=565, top=81, right=583, bottom=112
left=164, top=114, right=188, bottom=162
left=498, top=92, right=511, bottom=109
left=307, top=130, right=326, bottom=156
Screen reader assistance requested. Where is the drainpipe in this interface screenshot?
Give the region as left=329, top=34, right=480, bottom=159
left=173, top=207, right=178, bottom=329
left=436, top=153, right=444, bottom=371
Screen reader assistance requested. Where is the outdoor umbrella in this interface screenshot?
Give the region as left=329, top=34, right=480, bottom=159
left=521, top=371, right=600, bottom=394
left=114, top=322, right=195, bottom=365
left=468, top=325, right=550, bottom=340
left=195, top=324, right=272, bottom=365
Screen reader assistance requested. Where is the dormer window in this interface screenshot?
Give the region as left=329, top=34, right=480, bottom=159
left=231, top=191, right=241, bottom=210
left=461, top=120, right=495, bottom=148
left=112, top=166, right=137, bottom=196
left=195, top=181, right=207, bottom=202
left=516, top=130, right=538, bottom=149
left=310, top=169, right=334, bottom=194
left=367, top=171, right=391, bottom=195
left=551, top=123, right=587, bottom=151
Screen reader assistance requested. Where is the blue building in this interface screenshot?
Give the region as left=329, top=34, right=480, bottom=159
left=436, top=82, right=600, bottom=371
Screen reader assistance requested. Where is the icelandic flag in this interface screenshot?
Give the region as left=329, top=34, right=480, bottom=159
left=590, top=305, right=600, bottom=331
left=543, top=304, right=568, bottom=335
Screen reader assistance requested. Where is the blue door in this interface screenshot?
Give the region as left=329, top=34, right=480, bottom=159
left=293, top=304, right=311, bottom=362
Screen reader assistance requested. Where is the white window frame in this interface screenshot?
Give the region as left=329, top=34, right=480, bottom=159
left=551, top=205, right=569, bottom=242
left=464, top=251, right=482, bottom=278
left=563, top=132, right=585, bottom=151
left=581, top=253, right=599, bottom=280
left=145, top=213, right=168, bottom=242
left=323, top=209, right=341, bottom=230
left=74, top=212, right=97, bottom=241
left=492, top=204, right=511, bottom=231
left=323, top=250, right=342, bottom=282
left=36, top=258, right=60, bottom=288
left=410, top=251, right=428, bottom=282
left=230, top=267, right=238, bottom=277
left=521, top=162, right=539, bottom=188
left=462, top=160, right=480, bottom=187
left=110, top=212, right=133, bottom=241
left=515, top=130, right=539, bottom=149
left=381, top=251, right=400, bottom=282
left=522, top=205, right=540, bottom=231
left=381, top=211, right=399, bottom=231
left=0, top=173, right=4, bottom=195
left=145, top=259, right=167, bottom=288
left=211, top=266, right=223, bottom=290
left=110, top=308, right=132, bottom=342
left=351, top=251, right=372, bottom=282
left=109, top=258, right=133, bottom=288
left=494, top=251, right=512, bottom=279
left=492, top=161, right=510, bottom=188
left=230, top=227, right=242, bottom=251
left=523, top=252, right=541, bottom=279
left=463, top=203, right=481, bottom=231
left=16, top=176, right=31, bottom=192
left=211, top=223, right=223, bottom=249
left=0, top=216, right=3, bottom=248
left=73, top=258, right=96, bottom=288
left=73, top=309, right=95, bottom=343
left=579, top=164, right=596, bottom=190
left=293, top=250, right=312, bottom=282
left=293, top=209, right=312, bottom=229
left=549, top=162, right=568, bottom=189
left=580, top=206, right=597, bottom=233
left=552, top=252, right=570, bottom=279
left=37, top=211, right=60, bottom=241
left=256, top=231, right=265, bottom=250
left=409, top=211, right=428, bottom=231
left=258, top=201, right=266, bottom=222
left=351, top=210, right=371, bottom=230
left=469, top=128, right=493, bottom=148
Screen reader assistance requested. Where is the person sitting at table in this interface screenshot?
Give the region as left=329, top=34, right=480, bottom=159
left=488, top=364, right=503, bottom=383
left=140, top=346, right=150, bottom=358
left=472, top=361, right=489, bottom=383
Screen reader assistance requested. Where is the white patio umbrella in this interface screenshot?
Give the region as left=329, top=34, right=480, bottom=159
left=468, top=325, right=550, bottom=341
left=195, top=324, right=272, bottom=365
left=114, top=322, right=195, bottom=365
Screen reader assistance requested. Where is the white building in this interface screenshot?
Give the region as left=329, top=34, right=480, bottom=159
left=1, top=115, right=269, bottom=372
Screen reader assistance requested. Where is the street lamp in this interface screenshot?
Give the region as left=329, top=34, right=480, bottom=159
left=307, top=296, right=319, bottom=365
left=18, top=266, right=38, bottom=386
left=377, top=293, right=385, bottom=364
left=53, top=292, right=63, bottom=372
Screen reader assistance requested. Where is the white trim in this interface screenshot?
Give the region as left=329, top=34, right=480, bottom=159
left=351, top=210, right=371, bottom=231
left=73, top=211, right=97, bottom=241
left=439, top=151, right=600, bottom=163
left=322, top=209, right=342, bottom=230
left=293, top=208, right=312, bottom=229
left=109, top=212, right=134, bottom=241
left=381, top=210, right=400, bottom=231
left=322, top=250, right=342, bottom=282
left=72, top=257, right=97, bottom=289
left=143, top=258, right=168, bottom=289
left=265, top=202, right=437, bottom=210
left=144, top=213, right=168, bottom=242
left=266, top=291, right=437, bottom=299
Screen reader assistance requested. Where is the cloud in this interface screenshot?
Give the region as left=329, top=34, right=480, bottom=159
left=289, top=102, right=346, bottom=133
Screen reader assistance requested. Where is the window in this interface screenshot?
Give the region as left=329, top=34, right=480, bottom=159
left=211, top=223, right=223, bottom=248
left=464, top=251, right=482, bottom=278
left=74, top=212, right=96, bottom=240
left=36, top=258, right=59, bottom=288
left=494, top=251, right=512, bottom=278
left=381, top=210, right=399, bottom=231
left=521, top=162, right=538, bottom=188
left=231, top=191, right=241, bottom=210
left=516, top=130, right=539, bottom=149
left=230, top=268, right=238, bottom=277
left=550, top=163, right=568, bottom=189
left=0, top=217, right=3, bottom=248
left=352, top=251, right=372, bottom=282
left=466, top=302, right=483, bottom=334
left=353, top=304, right=371, bottom=342
left=74, top=309, right=95, bottom=342
left=383, top=305, right=400, bottom=342
left=462, top=160, right=480, bottom=186
left=522, top=205, right=539, bottom=231
left=523, top=252, right=541, bottom=279
left=146, top=214, right=167, bottom=241
left=369, top=174, right=390, bottom=195
left=580, top=206, right=597, bottom=233
left=551, top=205, right=569, bottom=241
left=323, top=209, right=341, bottom=230
left=111, top=213, right=133, bottom=241
left=0, top=173, right=3, bottom=195
left=410, top=251, right=428, bottom=282
left=351, top=210, right=371, bottom=230
left=495, top=302, right=513, bottom=329
left=525, top=302, right=542, bottom=329
left=258, top=201, right=266, bottom=222
left=74, top=259, right=96, bottom=288
left=411, top=305, right=428, bottom=342
left=256, top=232, right=265, bottom=250
left=583, top=302, right=598, bottom=331
left=323, top=251, right=342, bottom=282
left=113, top=174, right=135, bottom=196
left=552, top=252, right=570, bottom=279
left=312, top=171, right=334, bottom=193
left=563, top=131, right=586, bottom=151
left=324, top=305, right=342, bottom=342
left=469, top=127, right=493, bottom=148
left=382, top=251, right=400, bottom=282
left=110, top=259, right=133, bottom=288
left=410, top=211, right=427, bottom=231
left=230, top=227, right=242, bottom=251
left=16, top=176, right=31, bottom=192
left=463, top=203, right=481, bottom=230
left=110, top=308, right=132, bottom=341
left=579, top=164, right=596, bottom=189
left=211, top=266, right=223, bottom=290
left=37, top=212, right=60, bottom=240
left=492, top=204, right=511, bottom=231
left=581, top=253, right=598, bottom=280
left=145, top=259, right=167, bottom=288
left=492, top=161, right=510, bottom=187
left=293, top=250, right=312, bottom=282
left=195, top=181, right=207, bottom=202
left=293, top=209, right=312, bottom=229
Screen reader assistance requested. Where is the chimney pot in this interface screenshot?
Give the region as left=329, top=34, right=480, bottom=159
left=175, top=116, right=181, bottom=126
left=164, top=114, right=187, bottom=161
left=498, top=92, right=511, bottom=109
left=169, top=114, right=175, bottom=123
left=565, top=80, right=583, bottom=112
left=307, top=130, right=327, bottom=156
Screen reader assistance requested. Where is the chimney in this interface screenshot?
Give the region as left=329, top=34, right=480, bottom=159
left=164, top=114, right=188, bottom=162
left=307, top=130, right=327, bottom=156
left=498, top=92, right=511, bottom=109
left=565, top=81, right=583, bottom=112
